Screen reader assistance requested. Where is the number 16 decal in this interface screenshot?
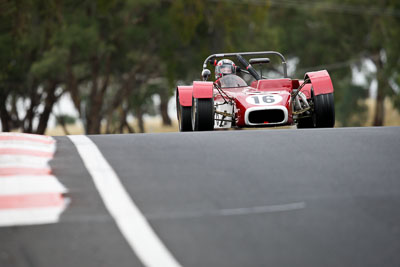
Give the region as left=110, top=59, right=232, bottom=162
left=246, top=94, right=282, bottom=105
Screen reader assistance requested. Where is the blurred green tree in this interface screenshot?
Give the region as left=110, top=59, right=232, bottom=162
left=268, top=0, right=400, bottom=126
left=1, top=0, right=399, bottom=134
left=0, top=0, right=65, bottom=134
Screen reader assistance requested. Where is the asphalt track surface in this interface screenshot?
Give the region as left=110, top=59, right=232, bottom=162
left=1, top=126, right=400, bottom=267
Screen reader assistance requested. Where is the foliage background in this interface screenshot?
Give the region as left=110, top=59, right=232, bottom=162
left=1, top=0, right=400, bottom=134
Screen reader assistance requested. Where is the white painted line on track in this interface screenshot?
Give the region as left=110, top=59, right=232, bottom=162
left=146, top=202, right=306, bottom=220
left=68, top=135, right=182, bottom=267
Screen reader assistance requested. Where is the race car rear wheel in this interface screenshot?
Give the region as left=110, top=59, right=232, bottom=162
left=177, top=94, right=192, bottom=132
left=192, top=97, right=214, bottom=131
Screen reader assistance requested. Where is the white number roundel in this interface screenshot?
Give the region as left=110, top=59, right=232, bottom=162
left=246, top=94, right=282, bottom=105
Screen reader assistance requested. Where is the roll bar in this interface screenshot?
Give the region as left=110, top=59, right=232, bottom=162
left=202, top=51, right=288, bottom=78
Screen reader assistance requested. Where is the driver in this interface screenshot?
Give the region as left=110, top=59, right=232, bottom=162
left=215, top=59, right=246, bottom=88
left=215, top=59, right=236, bottom=80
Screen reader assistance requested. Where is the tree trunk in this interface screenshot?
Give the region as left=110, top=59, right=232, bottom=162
left=36, top=82, right=58, bottom=135
left=105, top=112, right=113, bottom=134
left=24, top=86, right=39, bottom=133
left=10, top=95, right=21, bottom=130
left=0, top=91, right=11, bottom=132
left=118, top=106, right=135, bottom=134
left=56, top=116, right=71, bottom=135
left=159, top=91, right=171, bottom=126
left=373, top=83, right=385, bottom=126
left=135, top=106, right=145, bottom=133
left=126, top=122, right=135, bottom=133
left=373, top=56, right=387, bottom=126
left=86, top=94, right=103, bottom=134
left=66, top=54, right=82, bottom=118
left=86, top=57, right=111, bottom=134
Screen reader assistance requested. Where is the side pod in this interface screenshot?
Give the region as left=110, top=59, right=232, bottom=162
left=304, top=70, right=334, bottom=96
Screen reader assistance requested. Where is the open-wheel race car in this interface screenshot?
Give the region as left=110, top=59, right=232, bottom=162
left=176, top=51, right=335, bottom=131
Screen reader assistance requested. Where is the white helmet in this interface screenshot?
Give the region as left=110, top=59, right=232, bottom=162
left=215, top=59, right=236, bottom=79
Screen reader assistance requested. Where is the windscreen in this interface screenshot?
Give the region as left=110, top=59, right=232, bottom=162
left=219, top=75, right=247, bottom=88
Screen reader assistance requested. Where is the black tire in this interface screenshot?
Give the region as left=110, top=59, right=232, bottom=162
left=192, top=97, right=214, bottom=131
left=314, top=92, right=335, bottom=128
left=176, top=94, right=192, bottom=132
left=297, top=89, right=334, bottom=128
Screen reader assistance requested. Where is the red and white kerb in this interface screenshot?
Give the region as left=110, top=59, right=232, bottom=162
left=0, top=133, right=68, bottom=227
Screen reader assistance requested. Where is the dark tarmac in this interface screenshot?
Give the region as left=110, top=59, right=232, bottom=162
left=1, top=127, right=400, bottom=267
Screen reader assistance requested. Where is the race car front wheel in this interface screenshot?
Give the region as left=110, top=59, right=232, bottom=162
left=297, top=89, right=334, bottom=128
left=313, top=92, right=335, bottom=127
left=192, top=97, right=214, bottom=131
left=177, top=94, right=192, bottom=132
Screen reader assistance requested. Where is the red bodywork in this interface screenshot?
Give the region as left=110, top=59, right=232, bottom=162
left=177, top=69, right=333, bottom=128
left=177, top=86, right=193, bottom=106
left=303, top=70, right=334, bottom=97
left=193, top=81, right=214, bottom=98
left=218, top=78, right=292, bottom=127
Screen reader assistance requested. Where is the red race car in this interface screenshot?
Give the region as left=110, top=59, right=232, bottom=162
left=176, top=51, right=335, bottom=131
